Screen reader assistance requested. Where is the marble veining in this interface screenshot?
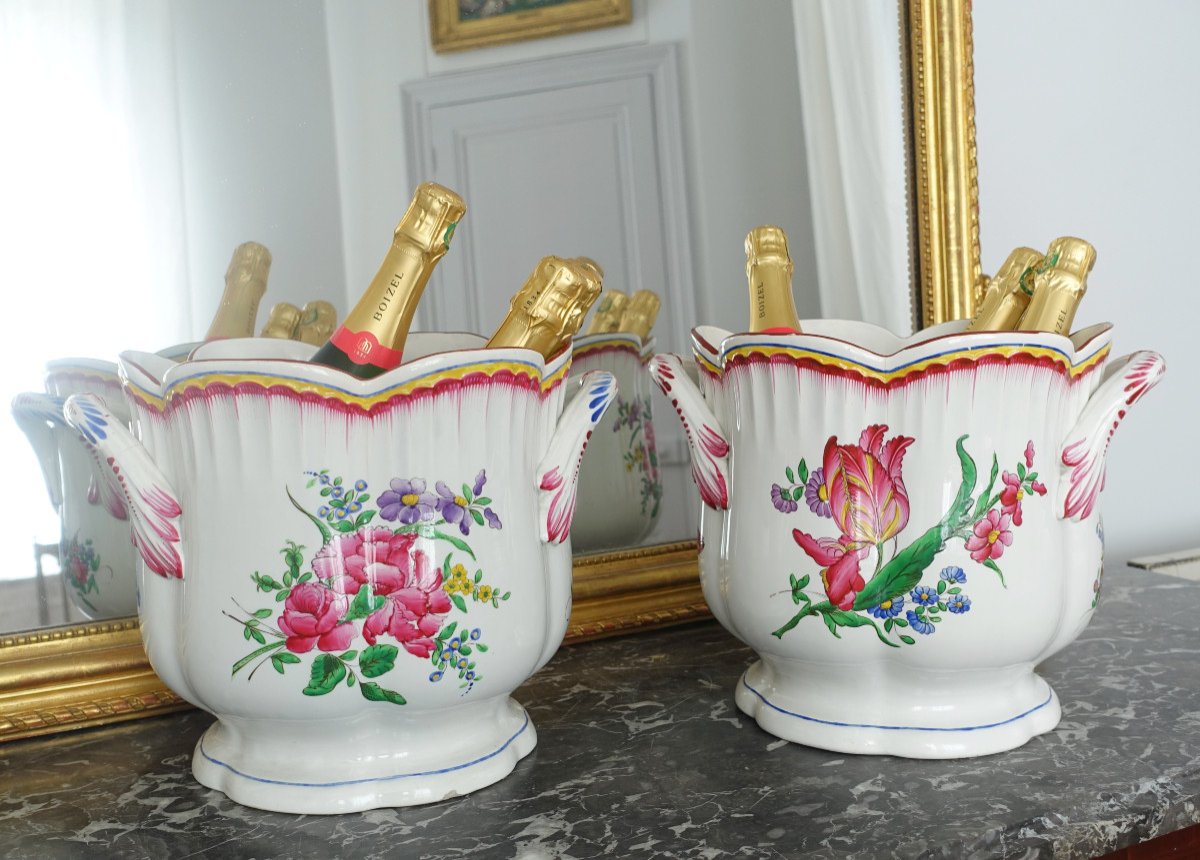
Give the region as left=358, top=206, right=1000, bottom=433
left=2, top=567, right=1199, bottom=859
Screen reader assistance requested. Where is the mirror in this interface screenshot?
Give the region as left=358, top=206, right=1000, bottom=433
left=0, top=0, right=978, bottom=740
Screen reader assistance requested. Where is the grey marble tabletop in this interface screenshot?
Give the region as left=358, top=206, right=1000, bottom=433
left=2, top=566, right=1199, bottom=860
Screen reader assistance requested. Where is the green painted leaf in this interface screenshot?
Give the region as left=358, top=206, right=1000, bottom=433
left=334, top=476, right=343, bottom=486
left=476, top=643, right=489, bottom=652
left=344, top=586, right=375, bottom=622
left=277, top=652, right=301, bottom=665
left=299, top=572, right=313, bottom=583
left=973, top=454, right=1000, bottom=520
left=852, top=524, right=944, bottom=610
left=459, top=645, right=472, bottom=656
left=899, top=635, right=915, bottom=645
left=320, top=487, right=332, bottom=497
left=253, top=608, right=273, bottom=619
left=501, top=591, right=511, bottom=600
left=983, top=558, right=1007, bottom=587
left=470, top=509, right=485, bottom=526
left=1017, top=462, right=1027, bottom=480
left=474, top=497, right=492, bottom=506
left=936, top=580, right=947, bottom=594
left=937, top=602, right=947, bottom=612
left=275, top=590, right=289, bottom=602
left=1026, top=471, right=1038, bottom=483
left=250, top=628, right=266, bottom=645
left=359, top=643, right=399, bottom=678
left=287, top=487, right=332, bottom=544
left=335, top=520, right=355, bottom=533
left=451, top=594, right=467, bottom=613
left=786, top=466, right=795, bottom=483
left=884, top=618, right=894, bottom=632
left=439, top=621, right=458, bottom=641
left=462, top=483, right=473, bottom=502
left=339, top=650, right=358, bottom=661
left=243, top=626, right=252, bottom=641
left=359, top=682, right=407, bottom=706
left=797, top=460, right=809, bottom=485
left=354, top=511, right=373, bottom=527
left=302, top=654, right=346, bottom=696
left=825, top=609, right=899, bottom=647
left=431, top=529, right=476, bottom=559
left=949, top=586, right=961, bottom=594
left=231, top=640, right=286, bottom=676
left=347, top=673, right=356, bottom=687
left=271, top=654, right=288, bottom=674
left=474, top=570, right=483, bottom=583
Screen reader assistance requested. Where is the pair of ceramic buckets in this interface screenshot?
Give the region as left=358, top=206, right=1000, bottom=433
left=19, top=319, right=1163, bottom=813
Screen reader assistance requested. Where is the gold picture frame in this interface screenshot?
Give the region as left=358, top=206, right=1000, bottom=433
left=430, top=0, right=633, bottom=54
left=0, top=0, right=983, bottom=743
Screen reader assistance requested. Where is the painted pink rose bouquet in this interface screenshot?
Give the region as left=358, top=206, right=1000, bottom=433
left=226, top=469, right=509, bottom=705
left=769, top=425, right=1045, bottom=646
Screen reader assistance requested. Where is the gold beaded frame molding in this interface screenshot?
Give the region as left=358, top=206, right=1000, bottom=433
left=0, top=0, right=981, bottom=743
left=429, top=0, right=633, bottom=54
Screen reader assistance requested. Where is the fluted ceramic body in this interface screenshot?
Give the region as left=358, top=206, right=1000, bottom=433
left=64, top=334, right=616, bottom=813
left=570, top=334, right=662, bottom=551
left=650, top=319, right=1164, bottom=758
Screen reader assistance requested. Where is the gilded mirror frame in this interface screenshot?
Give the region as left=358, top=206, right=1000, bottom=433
left=0, top=0, right=982, bottom=743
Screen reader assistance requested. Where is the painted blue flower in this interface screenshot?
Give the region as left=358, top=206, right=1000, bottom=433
left=906, top=610, right=935, bottom=635
left=457, top=657, right=469, bottom=670
left=334, top=506, right=349, bottom=520
left=429, top=671, right=443, bottom=682
left=910, top=585, right=938, bottom=607
left=939, top=565, right=966, bottom=584
left=448, top=637, right=461, bottom=651
left=319, top=473, right=331, bottom=485
left=348, top=500, right=363, bottom=514
left=868, top=595, right=905, bottom=619
left=947, top=594, right=971, bottom=614
left=330, top=485, right=344, bottom=499
left=466, top=670, right=476, bottom=681
left=317, top=506, right=330, bottom=518
left=470, top=628, right=482, bottom=641
left=354, top=479, right=367, bottom=492
left=441, top=649, right=453, bottom=662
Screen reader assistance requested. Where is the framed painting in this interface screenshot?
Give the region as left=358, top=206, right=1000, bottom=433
left=429, top=0, right=633, bottom=53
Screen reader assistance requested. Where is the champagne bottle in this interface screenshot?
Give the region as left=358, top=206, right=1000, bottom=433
left=1017, top=237, right=1096, bottom=334
left=296, top=300, right=337, bottom=346
left=260, top=302, right=302, bottom=339
left=966, top=247, right=1043, bottom=332
left=485, top=256, right=601, bottom=360
left=205, top=241, right=272, bottom=340
left=584, top=290, right=629, bottom=334
left=746, top=225, right=801, bottom=334
left=619, top=290, right=661, bottom=341
left=311, top=182, right=466, bottom=378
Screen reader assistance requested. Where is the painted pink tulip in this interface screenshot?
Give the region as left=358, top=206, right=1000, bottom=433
left=965, top=509, right=1013, bottom=563
left=1000, top=471, right=1025, bottom=526
left=793, top=528, right=870, bottom=610
left=312, top=526, right=421, bottom=597
left=277, top=582, right=354, bottom=654
left=362, top=546, right=452, bottom=656
left=822, top=424, right=914, bottom=548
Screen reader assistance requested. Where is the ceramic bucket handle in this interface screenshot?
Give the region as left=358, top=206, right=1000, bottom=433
left=12, top=392, right=67, bottom=512
left=63, top=394, right=185, bottom=579
left=537, top=370, right=618, bottom=543
left=648, top=353, right=730, bottom=510
left=1058, top=350, right=1165, bottom=521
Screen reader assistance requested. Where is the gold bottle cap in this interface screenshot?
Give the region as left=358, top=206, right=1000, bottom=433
left=259, top=302, right=302, bottom=339
left=296, top=300, right=337, bottom=345
left=619, top=290, right=661, bottom=341
left=485, top=256, right=601, bottom=359
left=206, top=241, right=273, bottom=340
left=746, top=225, right=801, bottom=333
left=966, top=247, right=1043, bottom=332
left=585, top=289, right=629, bottom=334
left=575, top=256, right=605, bottom=281
left=395, top=182, right=467, bottom=257
left=1018, top=236, right=1096, bottom=335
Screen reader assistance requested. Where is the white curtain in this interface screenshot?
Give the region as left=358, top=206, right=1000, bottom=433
left=791, top=0, right=912, bottom=335
left=0, top=0, right=190, bottom=556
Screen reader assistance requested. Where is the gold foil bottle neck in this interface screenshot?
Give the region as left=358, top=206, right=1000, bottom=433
left=260, top=302, right=302, bottom=339
left=966, top=247, right=1043, bottom=332
left=205, top=241, right=273, bottom=340
left=1017, top=236, right=1095, bottom=335
left=297, top=300, right=337, bottom=345
left=585, top=289, right=629, bottom=334
left=486, top=256, right=601, bottom=360
left=619, top=290, right=661, bottom=341
left=575, top=256, right=605, bottom=281
left=746, top=225, right=802, bottom=333
left=395, top=182, right=467, bottom=258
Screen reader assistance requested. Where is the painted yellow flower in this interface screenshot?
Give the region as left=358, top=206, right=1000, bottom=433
left=476, top=584, right=494, bottom=602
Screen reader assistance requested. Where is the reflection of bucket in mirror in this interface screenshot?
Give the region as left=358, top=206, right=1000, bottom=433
left=569, top=334, right=662, bottom=552
left=651, top=319, right=1165, bottom=759
left=63, top=334, right=617, bottom=813
left=12, top=359, right=136, bottom=620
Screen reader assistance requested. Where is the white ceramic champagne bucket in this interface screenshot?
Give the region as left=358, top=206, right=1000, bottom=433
left=13, top=360, right=137, bottom=619
left=63, top=334, right=616, bottom=813
left=569, top=334, right=662, bottom=551
left=649, top=319, right=1165, bottom=758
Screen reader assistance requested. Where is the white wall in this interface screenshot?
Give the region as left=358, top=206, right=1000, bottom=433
left=974, top=1, right=1199, bottom=563
left=171, top=0, right=346, bottom=333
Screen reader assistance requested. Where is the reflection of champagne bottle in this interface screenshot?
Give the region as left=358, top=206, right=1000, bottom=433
left=485, top=256, right=601, bottom=360
left=311, top=183, right=465, bottom=378
left=260, top=302, right=302, bottom=339
left=205, top=242, right=272, bottom=340
left=966, top=247, right=1042, bottom=332
left=585, top=290, right=628, bottom=334
left=619, top=290, right=661, bottom=341
left=746, top=225, right=801, bottom=333
left=1017, top=237, right=1095, bottom=334
left=296, top=300, right=337, bottom=346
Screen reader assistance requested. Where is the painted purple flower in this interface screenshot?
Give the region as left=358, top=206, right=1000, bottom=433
left=771, top=483, right=799, bottom=513
left=472, top=469, right=487, bottom=497
left=804, top=468, right=832, bottom=518
left=436, top=481, right=472, bottom=535
left=484, top=507, right=502, bottom=529
left=378, top=478, right=437, bottom=524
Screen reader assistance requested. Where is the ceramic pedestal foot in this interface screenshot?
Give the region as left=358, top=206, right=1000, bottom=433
left=192, top=696, right=536, bottom=813
left=734, top=657, right=1061, bottom=759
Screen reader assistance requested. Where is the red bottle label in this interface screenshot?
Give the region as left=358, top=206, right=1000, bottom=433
left=329, top=327, right=403, bottom=370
